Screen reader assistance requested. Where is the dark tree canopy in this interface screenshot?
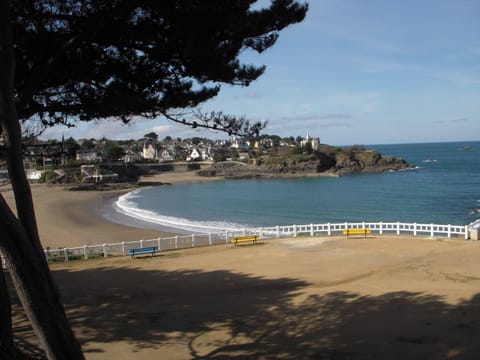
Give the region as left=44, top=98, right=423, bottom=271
left=104, top=143, right=126, bottom=161
left=143, top=131, right=158, bottom=141
left=12, top=0, right=308, bottom=136
left=0, top=2, right=308, bottom=358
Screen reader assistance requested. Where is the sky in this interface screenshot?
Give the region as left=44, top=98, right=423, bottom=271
left=40, top=0, right=480, bottom=146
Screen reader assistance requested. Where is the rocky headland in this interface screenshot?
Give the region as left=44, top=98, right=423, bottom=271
left=198, top=144, right=411, bottom=179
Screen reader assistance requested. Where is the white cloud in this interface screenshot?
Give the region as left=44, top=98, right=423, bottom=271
left=40, top=117, right=173, bottom=141
left=433, top=117, right=470, bottom=125
left=265, top=113, right=353, bottom=137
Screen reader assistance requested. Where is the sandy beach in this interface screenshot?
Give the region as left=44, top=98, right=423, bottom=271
left=1, top=171, right=222, bottom=248
left=3, top=172, right=480, bottom=359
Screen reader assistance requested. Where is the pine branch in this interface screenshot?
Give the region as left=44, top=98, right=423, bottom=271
left=162, top=110, right=267, bottom=137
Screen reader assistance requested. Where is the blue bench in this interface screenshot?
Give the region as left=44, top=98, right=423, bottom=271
left=128, top=246, right=158, bottom=258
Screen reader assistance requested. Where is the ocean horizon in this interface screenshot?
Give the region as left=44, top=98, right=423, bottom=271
left=107, top=141, right=480, bottom=233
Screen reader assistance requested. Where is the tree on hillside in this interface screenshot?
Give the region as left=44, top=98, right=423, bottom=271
left=63, top=136, right=81, bottom=159
left=143, top=132, right=158, bottom=142
left=80, top=139, right=96, bottom=151
left=104, top=143, right=126, bottom=163
left=0, top=1, right=308, bottom=358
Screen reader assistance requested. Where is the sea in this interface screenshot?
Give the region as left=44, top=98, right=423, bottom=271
left=107, top=141, right=480, bottom=233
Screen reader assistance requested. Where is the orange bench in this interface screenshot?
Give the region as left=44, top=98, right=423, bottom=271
left=232, top=235, right=259, bottom=247
left=343, top=228, right=371, bottom=238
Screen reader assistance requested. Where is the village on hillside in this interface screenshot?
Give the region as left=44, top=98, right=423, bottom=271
left=0, top=133, right=323, bottom=183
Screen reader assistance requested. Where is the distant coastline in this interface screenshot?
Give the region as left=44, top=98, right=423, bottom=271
left=196, top=145, right=411, bottom=180
left=110, top=142, right=480, bottom=232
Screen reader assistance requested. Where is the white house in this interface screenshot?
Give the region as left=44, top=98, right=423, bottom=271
left=160, top=149, right=175, bottom=162
left=142, top=143, right=157, bottom=160
left=187, top=147, right=213, bottom=161
left=76, top=150, right=102, bottom=162
left=187, top=148, right=202, bottom=161
left=300, top=133, right=320, bottom=151
left=230, top=136, right=249, bottom=150
left=123, top=149, right=142, bottom=163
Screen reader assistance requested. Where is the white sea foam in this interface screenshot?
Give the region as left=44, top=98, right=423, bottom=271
left=390, top=166, right=419, bottom=172
left=115, top=189, right=246, bottom=233
left=470, top=218, right=480, bottom=229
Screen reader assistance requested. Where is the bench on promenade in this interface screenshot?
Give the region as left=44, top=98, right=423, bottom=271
left=128, top=246, right=158, bottom=258
left=232, top=235, right=259, bottom=247
left=343, top=228, right=371, bottom=238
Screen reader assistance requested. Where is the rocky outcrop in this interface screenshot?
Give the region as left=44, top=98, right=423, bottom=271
left=198, top=147, right=411, bottom=179
left=332, top=149, right=409, bottom=176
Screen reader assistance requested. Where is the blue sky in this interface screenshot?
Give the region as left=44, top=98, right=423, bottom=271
left=40, top=0, right=480, bottom=145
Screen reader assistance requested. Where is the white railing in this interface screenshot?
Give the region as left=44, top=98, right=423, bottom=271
left=38, top=221, right=474, bottom=263
left=43, top=231, right=240, bottom=263
left=258, top=221, right=469, bottom=239
left=469, top=219, right=480, bottom=229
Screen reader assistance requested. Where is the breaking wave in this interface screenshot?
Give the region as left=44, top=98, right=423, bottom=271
left=114, top=189, right=247, bottom=233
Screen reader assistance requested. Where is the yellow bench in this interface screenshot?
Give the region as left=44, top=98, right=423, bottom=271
left=232, top=235, right=259, bottom=247
left=343, top=228, right=371, bottom=238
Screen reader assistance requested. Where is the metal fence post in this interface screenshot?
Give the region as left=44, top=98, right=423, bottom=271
left=83, top=245, right=88, bottom=260
left=103, top=243, right=108, bottom=258
left=64, top=248, right=69, bottom=262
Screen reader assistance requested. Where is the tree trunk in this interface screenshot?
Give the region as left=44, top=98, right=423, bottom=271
left=0, top=1, right=85, bottom=359
left=0, top=261, right=28, bottom=360
left=0, top=258, right=14, bottom=351
left=0, top=208, right=84, bottom=360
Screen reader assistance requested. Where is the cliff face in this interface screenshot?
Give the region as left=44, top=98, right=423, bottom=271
left=199, top=146, right=411, bottom=179
left=332, top=149, right=409, bottom=176
left=261, top=152, right=336, bottom=174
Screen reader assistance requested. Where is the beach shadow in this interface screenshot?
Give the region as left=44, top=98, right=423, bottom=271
left=10, top=267, right=480, bottom=359
left=50, top=266, right=309, bottom=354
